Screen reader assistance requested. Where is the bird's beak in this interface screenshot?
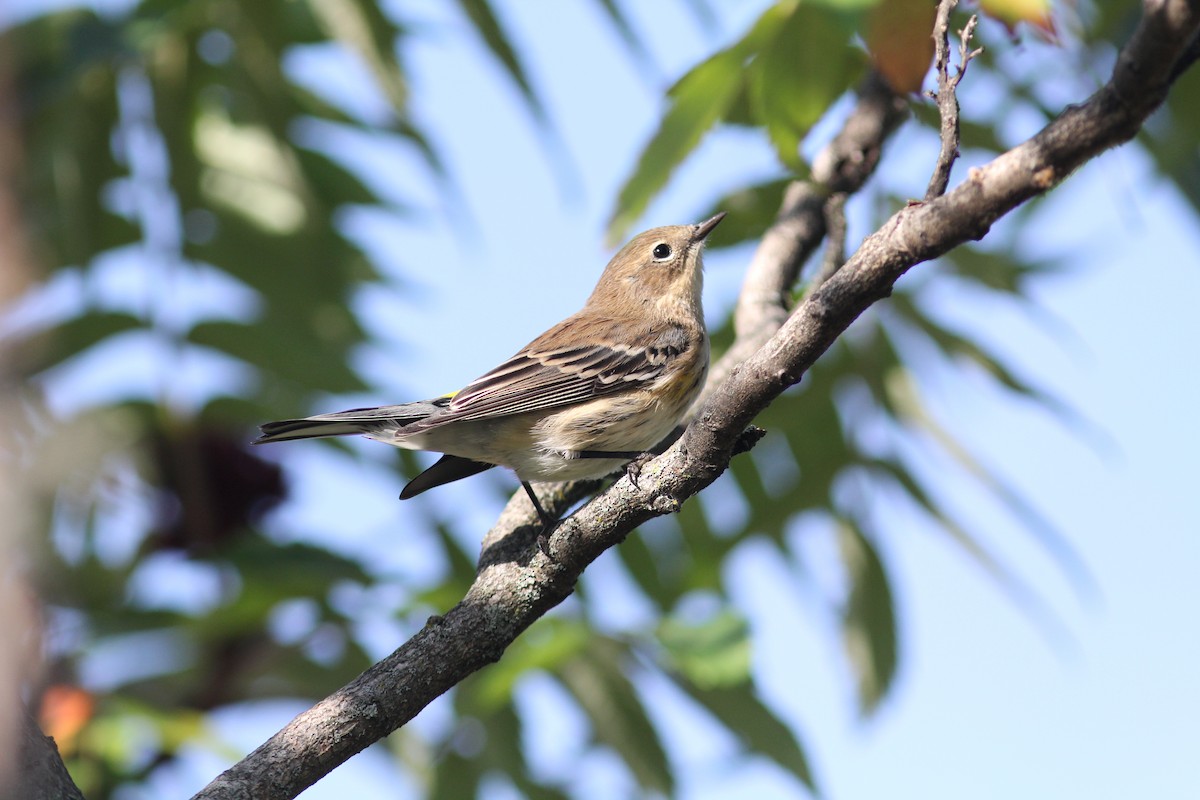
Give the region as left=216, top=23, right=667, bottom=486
left=692, top=211, right=726, bottom=242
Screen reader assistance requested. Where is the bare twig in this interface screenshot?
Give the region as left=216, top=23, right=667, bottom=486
left=925, top=0, right=983, bottom=201
left=191, top=1, right=1200, bottom=796
left=805, top=192, right=848, bottom=299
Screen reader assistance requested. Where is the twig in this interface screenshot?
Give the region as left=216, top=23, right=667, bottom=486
left=704, top=71, right=909, bottom=400
left=804, top=193, right=848, bottom=299
left=190, top=1, right=1200, bottom=795
left=925, top=0, right=983, bottom=201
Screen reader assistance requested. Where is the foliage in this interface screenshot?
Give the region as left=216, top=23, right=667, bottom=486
left=2, top=0, right=1194, bottom=798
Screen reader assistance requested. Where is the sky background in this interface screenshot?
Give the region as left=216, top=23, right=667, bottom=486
left=8, top=0, right=1200, bottom=798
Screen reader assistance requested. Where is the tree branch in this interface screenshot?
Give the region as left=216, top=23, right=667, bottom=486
left=706, top=71, right=909, bottom=397
left=191, top=1, right=1200, bottom=796
left=5, top=712, right=86, bottom=800
left=925, top=0, right=982, bottom=201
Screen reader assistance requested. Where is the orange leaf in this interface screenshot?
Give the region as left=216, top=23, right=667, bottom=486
left=866, top=0, right=940, bottom=93
left=38, top=685, right=95, bottom=754
left=979, top=0, right=1055, bottom=34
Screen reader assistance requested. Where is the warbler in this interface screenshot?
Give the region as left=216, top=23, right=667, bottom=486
left=254, top=213, right=724, bottom=530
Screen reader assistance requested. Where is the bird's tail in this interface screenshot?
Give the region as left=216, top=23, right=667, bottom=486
left=253, top=398, right=451, bottom=444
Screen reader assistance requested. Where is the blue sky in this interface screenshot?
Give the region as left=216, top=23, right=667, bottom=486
left=10, top=0, right=1200, bottom=798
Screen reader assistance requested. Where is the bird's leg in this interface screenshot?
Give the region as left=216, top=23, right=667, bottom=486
left=573, top=449, right=655, bottom=488
left=522, top=481, right=560, bottom=556
left=573, top=450, right=644, bottom=461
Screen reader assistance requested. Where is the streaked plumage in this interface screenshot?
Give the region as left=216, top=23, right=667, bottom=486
left=255, top=213, right=724, bottom=505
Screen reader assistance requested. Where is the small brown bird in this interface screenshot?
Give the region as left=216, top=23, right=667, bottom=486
left=255, top=213, right=724, bottom=530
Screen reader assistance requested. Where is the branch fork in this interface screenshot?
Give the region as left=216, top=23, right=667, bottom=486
left=926, top=0, right=984, bottom=201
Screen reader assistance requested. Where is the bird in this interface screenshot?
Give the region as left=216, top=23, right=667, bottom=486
left=254, top=212, right=725, bottom=539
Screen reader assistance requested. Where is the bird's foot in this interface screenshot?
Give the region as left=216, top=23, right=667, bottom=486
left=523, top=482, right=560, bottom=559
left=624, top=452, right=657, bottom=489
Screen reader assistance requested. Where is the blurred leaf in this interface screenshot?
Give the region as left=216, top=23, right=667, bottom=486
left=610, top=0, right=869, bottom=235
left=748, top=2, right=864, bottom=169
left=979, top=0, right=1055, bottom=33
left=307, top=0, right=410, bottom=113
left=671, top=677, right=816, bottom=791
left=937, top=242, right=1066, bottom=295
left=486, top=706, right=570, bottom=800
left=1144, top=63, right=1200, bottom=214
left=13, top=12, right=139, bottom=269
left=293, top=146, right=382, bottom=206
left=39, top=685, right=97, bottom=754
left=471, top=619, right=590, bottom=711
left=430, top=751, right=482, bottom=800
left=226, top=540, right=372, bottom=616
left=591, top=0, right=657, bottom=76
left=702, top=177, right=792, bottom=249
left=609, top=0, right=816, bottom=239
left=658, top=608, right=750, bottom=689
left=558, top=639, right=672, bottom=794
left=869, top=456, right=1069, bottom=645
left=613, top=530, right=677, bottom=610
left=676, top=498, right=732, bottom=591
left=455, top=0, right=547, bottom=124
left=609, top=46, right=745, bottom=241
left=883, top=368, right=1099, bottom=604
left=836, top=519, right=897, bottom=714
left=886, top=293, right=1070, bottom=414
left=866, top=0, right=938, bottom=93
left=188, top=318, right=368, bottom=394
left=20, top=311, right=144, bottom=374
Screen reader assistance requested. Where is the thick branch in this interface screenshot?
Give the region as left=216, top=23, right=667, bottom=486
left=5, top=713, right=86, bottom=800
left=192, top=2, right=1200, bottom=796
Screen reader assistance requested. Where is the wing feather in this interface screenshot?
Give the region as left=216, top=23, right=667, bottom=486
left=406, top=317, right=697, bottom=431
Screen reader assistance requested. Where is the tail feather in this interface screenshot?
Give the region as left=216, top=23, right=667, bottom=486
left=400, top=454, right=495, bottom=499
left=254, top=399, right=451, bottom=445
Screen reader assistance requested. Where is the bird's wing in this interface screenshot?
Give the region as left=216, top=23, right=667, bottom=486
left=414, top=318, right=696, bottom=428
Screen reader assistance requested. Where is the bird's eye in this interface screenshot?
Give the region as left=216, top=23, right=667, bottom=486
left=652, top=243, right=672, bottom=260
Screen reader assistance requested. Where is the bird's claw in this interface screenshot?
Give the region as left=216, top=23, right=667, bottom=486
left=624, top=452, right=656, bottom=489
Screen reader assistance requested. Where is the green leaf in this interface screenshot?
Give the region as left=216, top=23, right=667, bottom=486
left=939, top=244, right=1067, bottom=296
left=672, top=677, right=817, bottom=791
left=613, top=531, right=677, bottom=610
left=836, top=519, right=897, bottom=714
left=879, top=364, right=1100, bottom=604
left=21, top=311, right=145, bottom=374
left=748, top=3, right=865, bottom=169
left=292, top=146, right=381, bottom=207
left=608, top=47, right=746, bottom=240
left=887, top=293, right=1071, bottom=413
left=307, top=0, right=410, bottom=113
left=13, top=12, right=139, bottom=269
left=469, top=619, right=590, bottom=712
left=455, top=0, right=546, bottom=124
left=430, top=751, right=482, bottom=800
left=557, top=639, right=672, bottom=794
left=591, top=0, right=658, bottom=76
left=188, top=318, right=367, bottom=394
left=658, top=608, right=751, bottom=689
left=869, top=456, right=1072, bottom=645
left=219, top=540, right=372, bottom=623
left=701, top=177, right=793, bottom=249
